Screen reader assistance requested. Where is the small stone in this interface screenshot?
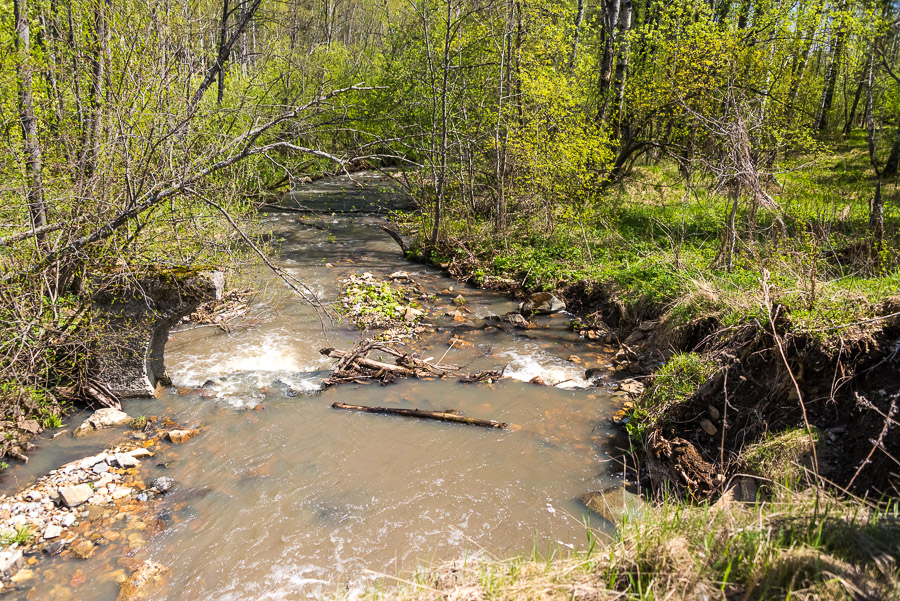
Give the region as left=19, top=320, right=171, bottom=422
left=92, top=462, right=110, bottom=474
left=700, top=419, right=718, bottom=436
left=71, top=540, right=96, bottom=559
left=707, top=405, right=721, bottom=420
left=389, top=271, right=410, bottom=280
left=167, top=429, right=198, bottom=444
left=25, top=491, right=42, bottom=502
left=114, top=454, right=140, bottom=469
left=43, top=524, right=62, bottom=539
left=69, top=569, right=86, bottom=587
left=150, top=477, right=175, bottom=493
left=60, top=514, right=76, bottom=527
left=59, top=484, right=93, bottom=508
left=0, top=549, right=23, bottom=577
left=568, top=355, right=582, bottom=364
left=452, top=295, right=467, bottom=306
left=117, top=561, right=168, bottom=601
left=10, top=568, right=33, bottom=583
left=529, top=376, right=547, bottom=386
left=43, top=540, right=65, bottom=555
left=126, top=448, right=152, bottom=459
left=403, top=307, right=423, bottom=322
left=136, top=493, right=148, bottom=502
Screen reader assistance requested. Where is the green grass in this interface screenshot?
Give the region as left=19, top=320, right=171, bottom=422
left=626, top=353, right=717, bottom=441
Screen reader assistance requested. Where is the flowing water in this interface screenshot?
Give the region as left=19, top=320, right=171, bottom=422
left=1, top=173, right=626, bottom=600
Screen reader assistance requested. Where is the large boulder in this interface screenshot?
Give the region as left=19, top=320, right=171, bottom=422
left=518, top=292, right=565, bottom=316
left=91, top=270, right=224, bottom=398
left=73, top=408, right=131, bottom=438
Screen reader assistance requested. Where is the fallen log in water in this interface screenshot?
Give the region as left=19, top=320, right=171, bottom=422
left=332, top=402, right=508, bottom=429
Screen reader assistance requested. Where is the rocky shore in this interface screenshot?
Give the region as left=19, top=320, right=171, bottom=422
left=0, top=409, right=198, bottom=599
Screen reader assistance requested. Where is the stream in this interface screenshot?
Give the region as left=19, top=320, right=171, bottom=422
left=0, top=173, right=626, bottom=600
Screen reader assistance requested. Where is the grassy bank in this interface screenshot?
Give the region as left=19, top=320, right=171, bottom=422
left=356, top=489, right=899, bottom=601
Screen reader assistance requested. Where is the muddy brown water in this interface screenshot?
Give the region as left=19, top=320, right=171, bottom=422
left=1, top=173, right=626, bottom=600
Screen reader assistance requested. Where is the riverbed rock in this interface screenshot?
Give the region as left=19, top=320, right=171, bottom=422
left=113, top=453, right=140, bottom=469
left=43, top=524, right=62, bottom=540
left=150, top=477, right=175, bottom=494
left=58, top=484, right=93, bottom=508
left=389, top=271, right=410, bottom=280
left=166, top=429, right=198, bottom=444
left=0, top=549, right=23, bottom=578
left=117, top=561, right=168, bottom=601
left=70, top=540, right=96, bottom=559
left=616, top=378, right=645, bottom=396
left=579, top=487, right=644, bottom=525
left=73, top=408, right=131, bottom=438
left=404, top=307, right=423, bottom=322
left=91, top=269, right=224, bottom=398
left=485, top=312, right=529, bottom=328
left=519, top=292, right=565, bottom=315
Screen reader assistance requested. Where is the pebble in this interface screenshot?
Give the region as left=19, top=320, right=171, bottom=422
left=59, top=484, right=93, bottom=508
left=150, top=477, right=175, bottom=494
left=167, top=429, right=198, bottom=444
left=70, top=540, right=96, bottom=559
left=700, top=419, right=718, bottom=436
left=43, top=524, right=62, bottom=539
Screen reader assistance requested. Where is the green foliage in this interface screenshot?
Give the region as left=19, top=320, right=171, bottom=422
left=626, top=353, right=717, bottom=441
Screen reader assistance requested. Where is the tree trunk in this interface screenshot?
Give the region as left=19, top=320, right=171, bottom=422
left=84, top=0, right=108, bottom=177
left=599, top=0, right=621, bottom=97
left=430, top=0, right=453, bottom=248
left=217, top=0, right=230, bottom=104
left=14, top=0, right=47, bottom=234
left=815, top=6, right=847, bottom=132
left=612, top=0, right=633, bottom=132
left=569, top=0, right=585, bottom=69
left=843, top=56, right=869, bottom=135
left=866, top=45, right=880, bottom=176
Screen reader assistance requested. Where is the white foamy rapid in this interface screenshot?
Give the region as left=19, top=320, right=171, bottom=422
left=167, top=331, right=328, bottom=405
left=498, top=347, right=590, bottom=389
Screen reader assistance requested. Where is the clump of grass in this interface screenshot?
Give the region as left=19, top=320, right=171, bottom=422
left=129, top=415, right=148, bottom=430
left=627, top=353, right=717, bottom=441
left=0, top=525, right=35, bottom=547
left=743, top=427, right=821, bottom=488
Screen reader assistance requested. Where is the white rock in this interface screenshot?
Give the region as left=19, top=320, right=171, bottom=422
left=43, top=524, right=62, bottom=540
left=24, top=491, right=42, bottom=502
left=92, top=463, right=110, bottom=474
left=113, top=453, right=140, bottom=468
left=72, top=408, right=131, bottom=438
left=126, top=448, right=152, bottom=459
left=59, top=513, right=76, bottom=527
left=0, top=550, right=22, bottom=577
left=58, top=484, right=93, bottom=508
